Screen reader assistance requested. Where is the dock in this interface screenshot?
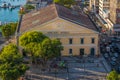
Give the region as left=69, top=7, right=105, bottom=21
left=0, top=2, right=21, bottom=9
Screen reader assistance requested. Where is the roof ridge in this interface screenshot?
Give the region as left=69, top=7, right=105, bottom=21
left=20, top=4, right=98, bottom=32
left=54, top=4, right=59, bottom=17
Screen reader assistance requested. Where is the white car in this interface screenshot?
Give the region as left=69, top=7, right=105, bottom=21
left=110, top=61, right=116, bottom=66
left=111, top=57, right=117, bottom=61
left=114, top=53, right=119, bottom=58
left=104, top=53, right=108, bottom=58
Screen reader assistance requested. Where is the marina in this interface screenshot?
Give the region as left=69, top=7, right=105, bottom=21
left=0, top=0, right=26, bottom=23
left=0, top=2, right=20, bottom=9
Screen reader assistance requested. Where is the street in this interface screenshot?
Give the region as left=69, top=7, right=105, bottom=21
left=25, top=56, right=110, bottom=80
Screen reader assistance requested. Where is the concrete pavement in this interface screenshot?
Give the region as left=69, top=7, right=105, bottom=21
left=25, top=56, right=110, bottom=80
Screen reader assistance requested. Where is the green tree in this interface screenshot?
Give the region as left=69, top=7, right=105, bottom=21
left=0, top=44, right=28, bottom=80
left=51, top=39, right=63, bottom=58
left=107, top=70, right=120, bottom=80
left=1, top=24, right=11, bottom=40
left=19, top=4, right=35, bottom=14
left=19, top=31, right=63, bottom=65
left=53, top=0, right=75, bottom=8
left=24, top=4, right=35, bottom=10
left=19, top=31, right=48, bottom=63
left=9, top=23, right=17, bottom=35
left=1, top=23, right=17, bottom=40
left=54, top=0, right=64, bottom=5
left=19, top=31, right=47, bottom=47
left=40, top=38, right=63, bottom=63
left=19, top=31, right=47, bottom=57
left=40, top=38, right=53, bottom=63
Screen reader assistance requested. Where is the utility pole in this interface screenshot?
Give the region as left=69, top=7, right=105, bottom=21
left=16, top=7, right=23, bottom=51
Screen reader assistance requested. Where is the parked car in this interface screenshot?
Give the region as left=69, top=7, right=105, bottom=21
left=117, top=66, right=120, bottom=73
left=114, top=53, right=119, bottom=58
left=111, top=43, right=117, bottom=48
left=111, top=57, right=117, bottom=61
left=110, top=48, right=114, bottom=53
left=116, top=39, right=120, bottom=42
left=109, top=52, right=113, bottom=57
left=108, top=41, right=112, bottom=45
left=104, top=53, right=109, bottom=58
left=110, top=61, right=116, bottom=66
left=111, top=37, right=118, bottom=42
left=114, top=47, right=119, bottom=52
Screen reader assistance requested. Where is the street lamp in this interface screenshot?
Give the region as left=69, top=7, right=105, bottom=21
left=16, top=6, right=23, bottom=50
left=83, top=54, right=86, bottom=79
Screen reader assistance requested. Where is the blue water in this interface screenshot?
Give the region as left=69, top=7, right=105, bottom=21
left=0, top=0, right=26, bottom=23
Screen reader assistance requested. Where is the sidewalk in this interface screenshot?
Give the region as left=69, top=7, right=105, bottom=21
left=25, top=56, right=109, bottom=80
left=99, top=57, right=111, bottom=73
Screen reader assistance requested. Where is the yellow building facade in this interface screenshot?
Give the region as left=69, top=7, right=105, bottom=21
left=20, top=4, right=99, bottom=56
left=21, top=18, right=99, bottom=56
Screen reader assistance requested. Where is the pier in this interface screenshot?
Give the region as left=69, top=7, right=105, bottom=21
left=0, top=0, right=26, bottom=23
left=0, top=21, right=11, bottom=25
left=0, top=2, right=21, bottom=9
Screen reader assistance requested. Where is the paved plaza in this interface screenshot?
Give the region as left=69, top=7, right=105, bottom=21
left=25, top=56, right=111, bottom=80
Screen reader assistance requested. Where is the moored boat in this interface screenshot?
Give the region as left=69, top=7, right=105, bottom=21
left=1, top=2, right=8, bottom=8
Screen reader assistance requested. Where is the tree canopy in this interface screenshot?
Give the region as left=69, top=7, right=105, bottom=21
left=0, top=44, right=28, bottom=80
left=19, top=31, right=63, bottom=63
left=41, top=38, right=63, bottom=62
left=19, top=31, right=47, bottom=57
left=19, top=31, right=47, bottom=47
left=24, top=4, right=35, bottom=10
left=1, top=22, right=17, bottom=39
left=53, top=0, right=75, bottom=8
left=19, top=4, right=35, bottom=14
left=107, top=70, right=120, bottom=80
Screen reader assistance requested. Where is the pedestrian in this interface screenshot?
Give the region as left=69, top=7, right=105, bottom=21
left=102, top=39, right=105, bottom=42
left=97, top=63, right=99, bottom=67
left=106, top=46, right=110, bottom=52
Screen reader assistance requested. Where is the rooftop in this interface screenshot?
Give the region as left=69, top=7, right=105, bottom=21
left=20, top=4, right=98, bottom=33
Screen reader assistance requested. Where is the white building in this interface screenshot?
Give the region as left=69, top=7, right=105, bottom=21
left=89, top=0, right=99, bottom=13
left=99, top=0, right=110, bottom=18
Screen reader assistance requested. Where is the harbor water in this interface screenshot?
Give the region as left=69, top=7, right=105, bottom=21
left=0, top=0, right=26, bottom=24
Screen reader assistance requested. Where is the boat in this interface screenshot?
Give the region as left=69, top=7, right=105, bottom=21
left=1, top=2, right=8, bottom=8
left=9, top=6, right=16, bottom=10
left=8, top=3, right=11, bottom=6
left=0, top=21, right=1, bottom=25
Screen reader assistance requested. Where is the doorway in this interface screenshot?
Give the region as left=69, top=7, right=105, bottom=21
left=90, top=48, right=95, bottom=56
left=80, top=48, right=84, bottom=56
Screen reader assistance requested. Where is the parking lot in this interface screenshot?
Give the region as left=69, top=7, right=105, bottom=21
left=25, top=56, right=109, bottom=80
left=101, top=36, right=120, bottom=73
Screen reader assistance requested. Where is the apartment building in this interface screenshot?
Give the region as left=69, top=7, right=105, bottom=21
left=19, top=4, right=99, bottom=56
left=89, top=0, right=99, bottom=13
left=89, top=0, right=110, bottom=30
left=99, top=0, right=110, bottom=18
left=106, top=0, right=120, bottom=36
left=89, top=0, right=120, bottom=36
left=109, top=0, right=120, bottom=24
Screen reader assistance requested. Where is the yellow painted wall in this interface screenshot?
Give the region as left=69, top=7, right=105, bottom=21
left=27, top=18, right=99, bottom=56
left=62, top=46, right=95, bottom=56
left=60, top=37, right=98, bottom=56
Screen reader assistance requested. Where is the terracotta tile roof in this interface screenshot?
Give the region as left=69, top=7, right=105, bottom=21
left=55, top=4, right=97, bottom=31
left=20, top=4, right=58, bottom=33
left=20, top=4, right=98, bottom=33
